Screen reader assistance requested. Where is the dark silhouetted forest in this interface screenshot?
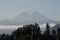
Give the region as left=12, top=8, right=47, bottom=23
left=0, top=23, right=60, bottom=40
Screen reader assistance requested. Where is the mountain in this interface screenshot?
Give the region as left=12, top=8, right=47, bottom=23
left=13, top=11, right=51, bottom=24
left=50, top=24, right=60, bottom=31
left=0, top=11, right=60, bottom=25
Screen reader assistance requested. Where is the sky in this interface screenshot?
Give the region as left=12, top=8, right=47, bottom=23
left=0, top=0, right=60, bottom=21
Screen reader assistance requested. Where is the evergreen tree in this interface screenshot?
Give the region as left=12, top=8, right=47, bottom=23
left=0, top=23, right=58, bottom=40
left=57, top=28, right=60, bottom=40
left=43, top=23, right=50, bottom=40
left=51, top=29, right=56, bottom=40
left=46, top=23, right=50, bottom=35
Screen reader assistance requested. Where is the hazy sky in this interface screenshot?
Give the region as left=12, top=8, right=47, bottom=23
left=0, top=0, right=60, bottom=21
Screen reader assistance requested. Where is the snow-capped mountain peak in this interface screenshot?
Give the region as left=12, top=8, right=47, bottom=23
left=0, top=11, right=60, bottom=25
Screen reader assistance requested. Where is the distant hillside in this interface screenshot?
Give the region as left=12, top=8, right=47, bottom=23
left=50, top=24, right=60, bottom=31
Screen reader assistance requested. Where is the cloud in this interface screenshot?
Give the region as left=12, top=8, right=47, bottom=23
left=0, top=25, right=22, bottom=29
left=0, top=23, right=55, bottom=29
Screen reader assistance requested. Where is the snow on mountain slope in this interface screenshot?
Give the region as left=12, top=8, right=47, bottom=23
left=50, top=24, right=60, bottom=31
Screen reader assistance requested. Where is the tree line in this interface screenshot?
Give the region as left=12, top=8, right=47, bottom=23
left=0, top=23, right=60, bottom=40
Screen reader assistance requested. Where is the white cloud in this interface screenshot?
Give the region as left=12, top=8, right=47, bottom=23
left=0, top=23, right=56, bottom=30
